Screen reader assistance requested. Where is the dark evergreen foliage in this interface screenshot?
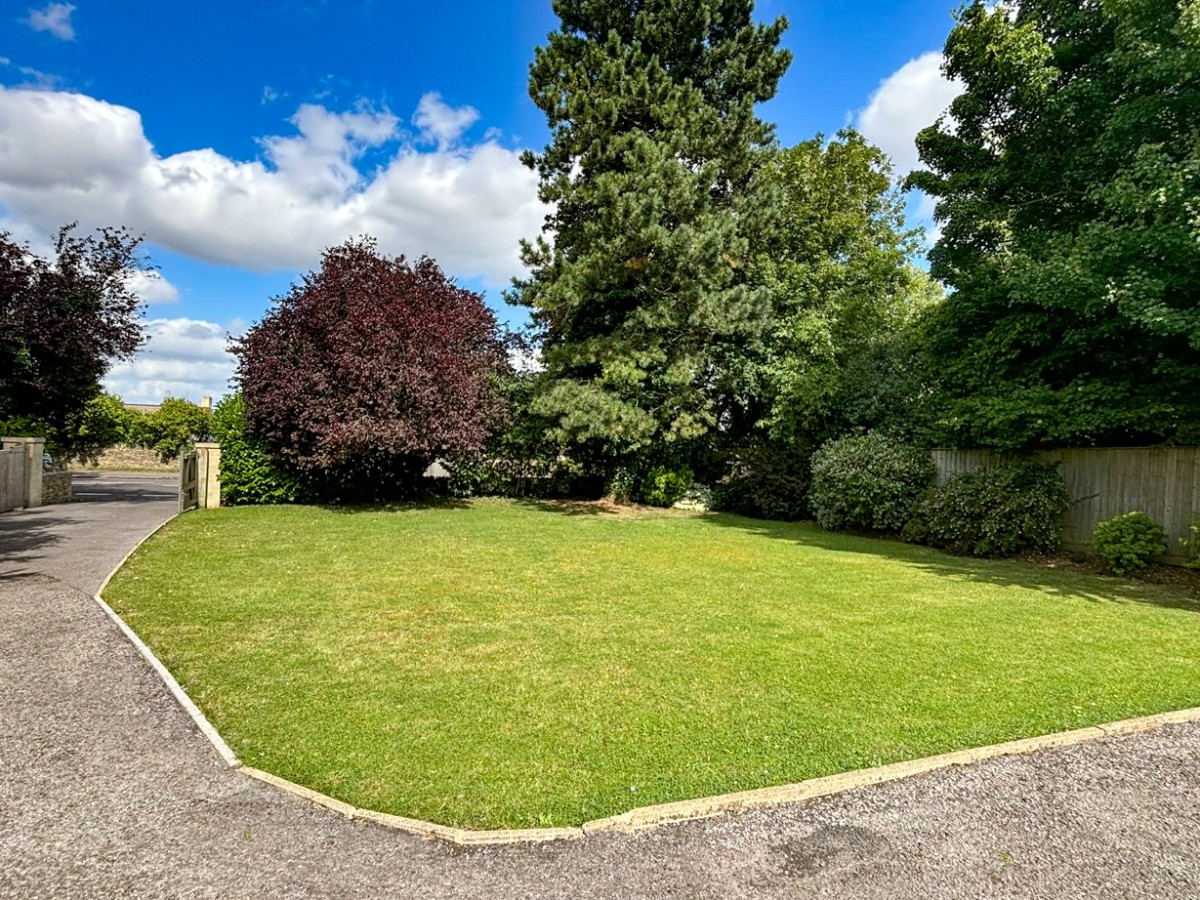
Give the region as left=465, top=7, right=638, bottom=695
left=514, top=0, right=791, bottom=473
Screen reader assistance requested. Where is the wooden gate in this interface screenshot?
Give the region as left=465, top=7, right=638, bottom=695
left=179, top=450, right=199, bottom=512
left=0, top=447, right=28, bottom=513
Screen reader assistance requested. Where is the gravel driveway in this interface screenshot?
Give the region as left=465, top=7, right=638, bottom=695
left=1, top=473, right=1198, bottom=898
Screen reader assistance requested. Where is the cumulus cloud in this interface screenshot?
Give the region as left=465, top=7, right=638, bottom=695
left=0, top=85, right=545, bottom=288
left=103, top=318, right=236, bottom=404
left=23, top=3, right=76, bottom=40
left=124, top=269, right=179, bottom=305
left=855, top=51, right=963, bottom=177
left=413, top=92, right=480, bottom=149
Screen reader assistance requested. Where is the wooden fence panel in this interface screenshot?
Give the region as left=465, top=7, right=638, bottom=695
left=0, top=448, right=27, bottom=513
left=931, top=447, right=1198, bottom=563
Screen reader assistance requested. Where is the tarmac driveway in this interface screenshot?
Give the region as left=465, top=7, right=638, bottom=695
left=1, top=473, right=1198, bottom=898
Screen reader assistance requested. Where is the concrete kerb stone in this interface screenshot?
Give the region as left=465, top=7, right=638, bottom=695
left=89, top=521, right=1200, bottom=847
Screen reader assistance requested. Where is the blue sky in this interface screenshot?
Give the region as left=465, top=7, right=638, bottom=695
left=1, top=1, right=963, bottom=403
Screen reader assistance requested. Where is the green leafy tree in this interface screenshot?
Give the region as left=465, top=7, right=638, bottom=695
left=726, top=131, right=940, bottom=446
left=210, top=394, right=304, bottom=505
left=909, top=0, right=1200, bottom=449
left=514, top=0, right=791, bottom=477
left=68, top=393, right=140, bottom=464
left=138, top=397, right=212, bottom=462
left=708, top=132, right=939, bottom=519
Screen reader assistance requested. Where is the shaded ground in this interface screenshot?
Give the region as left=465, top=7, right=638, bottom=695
left=0, top=472, right=178, bottom=592
left=0, top=481, right=1198, bottom=898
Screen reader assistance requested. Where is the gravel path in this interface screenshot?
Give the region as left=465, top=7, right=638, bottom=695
left=2, top=475, right=1198, bottom=898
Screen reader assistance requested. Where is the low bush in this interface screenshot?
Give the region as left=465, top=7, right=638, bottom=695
left=710, top=436, right=813, bottom=521
left=639, top=467, right=694, bottom=508
left=1092, top=512, right=1166, bottom=575
left=809, top=433, right=934, bottom=533
left=900, top=517, right=930, bottom=545
left=211, top=394, right=305, bottom=505
left=921, top=461, right=1069, bottom=558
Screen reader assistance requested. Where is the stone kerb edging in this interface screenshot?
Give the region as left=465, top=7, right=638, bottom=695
left=94, top=520, right=1200, bottom=847
left=93, top=513, right=242, bottom=769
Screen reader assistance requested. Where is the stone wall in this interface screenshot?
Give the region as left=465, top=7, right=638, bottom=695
left=70, top=444, right=179, bottom=473
left=42, top=471, right=72, bottom=505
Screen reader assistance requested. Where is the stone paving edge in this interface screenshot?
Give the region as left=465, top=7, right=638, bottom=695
left=90, top=512, right=1200, bottom=847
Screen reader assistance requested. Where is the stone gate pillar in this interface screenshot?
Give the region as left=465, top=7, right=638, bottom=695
left=194, top=442, right=222, bottom=509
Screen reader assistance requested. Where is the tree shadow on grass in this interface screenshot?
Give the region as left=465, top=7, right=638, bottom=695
left=698, top=511, right=1200, bottom=615
left=317, top=497, right=471, bottom=515
left=515, top=498, right=628, bottom=517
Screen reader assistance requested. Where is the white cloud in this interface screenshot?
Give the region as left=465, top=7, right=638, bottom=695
left=23, top=3, right=76, bottom=41
left=413, top=92, right=480, bottom=149
left=0, top=85, right=545, bottom=288
left=124, top=269, right=179, bottom=305
left=855, top=51, right=963, bottom=177
left=103, top=317, right=236, bottom=404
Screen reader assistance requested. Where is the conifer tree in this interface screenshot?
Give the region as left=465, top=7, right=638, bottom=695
left=514, top=0, right=790, bottom=469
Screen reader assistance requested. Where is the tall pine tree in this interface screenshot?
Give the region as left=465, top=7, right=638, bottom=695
left=514, top=0, right=790, bottom=472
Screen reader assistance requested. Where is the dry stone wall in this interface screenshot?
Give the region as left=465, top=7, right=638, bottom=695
left=42, top=472, right=72, bottom=505
left=71, top=444, right=179, bottom=473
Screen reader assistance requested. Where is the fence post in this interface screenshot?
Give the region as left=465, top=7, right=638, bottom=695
left=0, top=436, right=45, bottom=508
left=194, top=443, right=222, bottom=509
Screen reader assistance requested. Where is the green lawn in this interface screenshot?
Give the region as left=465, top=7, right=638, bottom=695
left=104, top=499, right=1200, bottom=829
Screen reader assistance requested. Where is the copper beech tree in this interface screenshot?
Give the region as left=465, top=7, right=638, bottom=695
left=0, top=225, right=146, bottom=445
left=233, top=238, right=509, bottom=497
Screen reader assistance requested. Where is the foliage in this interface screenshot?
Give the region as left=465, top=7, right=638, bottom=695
left=0, top=225, right=146, bottom=454
left=910, top=0, right=1200, bottom=449
left=459, top=366, right=572, bottom=499
left=1092, top=512, right=1167, bottom=576
left=809, top=433, right=935, bottom=533
left=107, top=500, right=1200, bottom=829
left=137, top=397, right=211, bottom=463
left=719, top=131, right=942, bottom=450
left=233, top=237, right=508, bottom=501
left=710, top=435, right=813, bottom=521
left=639, top=466, right=693, bottom=508
left=65, top=393, right=141, bottom=464
left=919, top=462, right=1070, bottom=558
left=210, top=394, right=304, bottom=505
left=513, top=0, right=791, bottom=468
left=1186, top=517, right=1200, bottom=570
left=607, top=466, right=637, bottom=504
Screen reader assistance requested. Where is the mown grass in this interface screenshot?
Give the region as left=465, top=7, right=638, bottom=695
left=104, top=499, right=1200, bottom=829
